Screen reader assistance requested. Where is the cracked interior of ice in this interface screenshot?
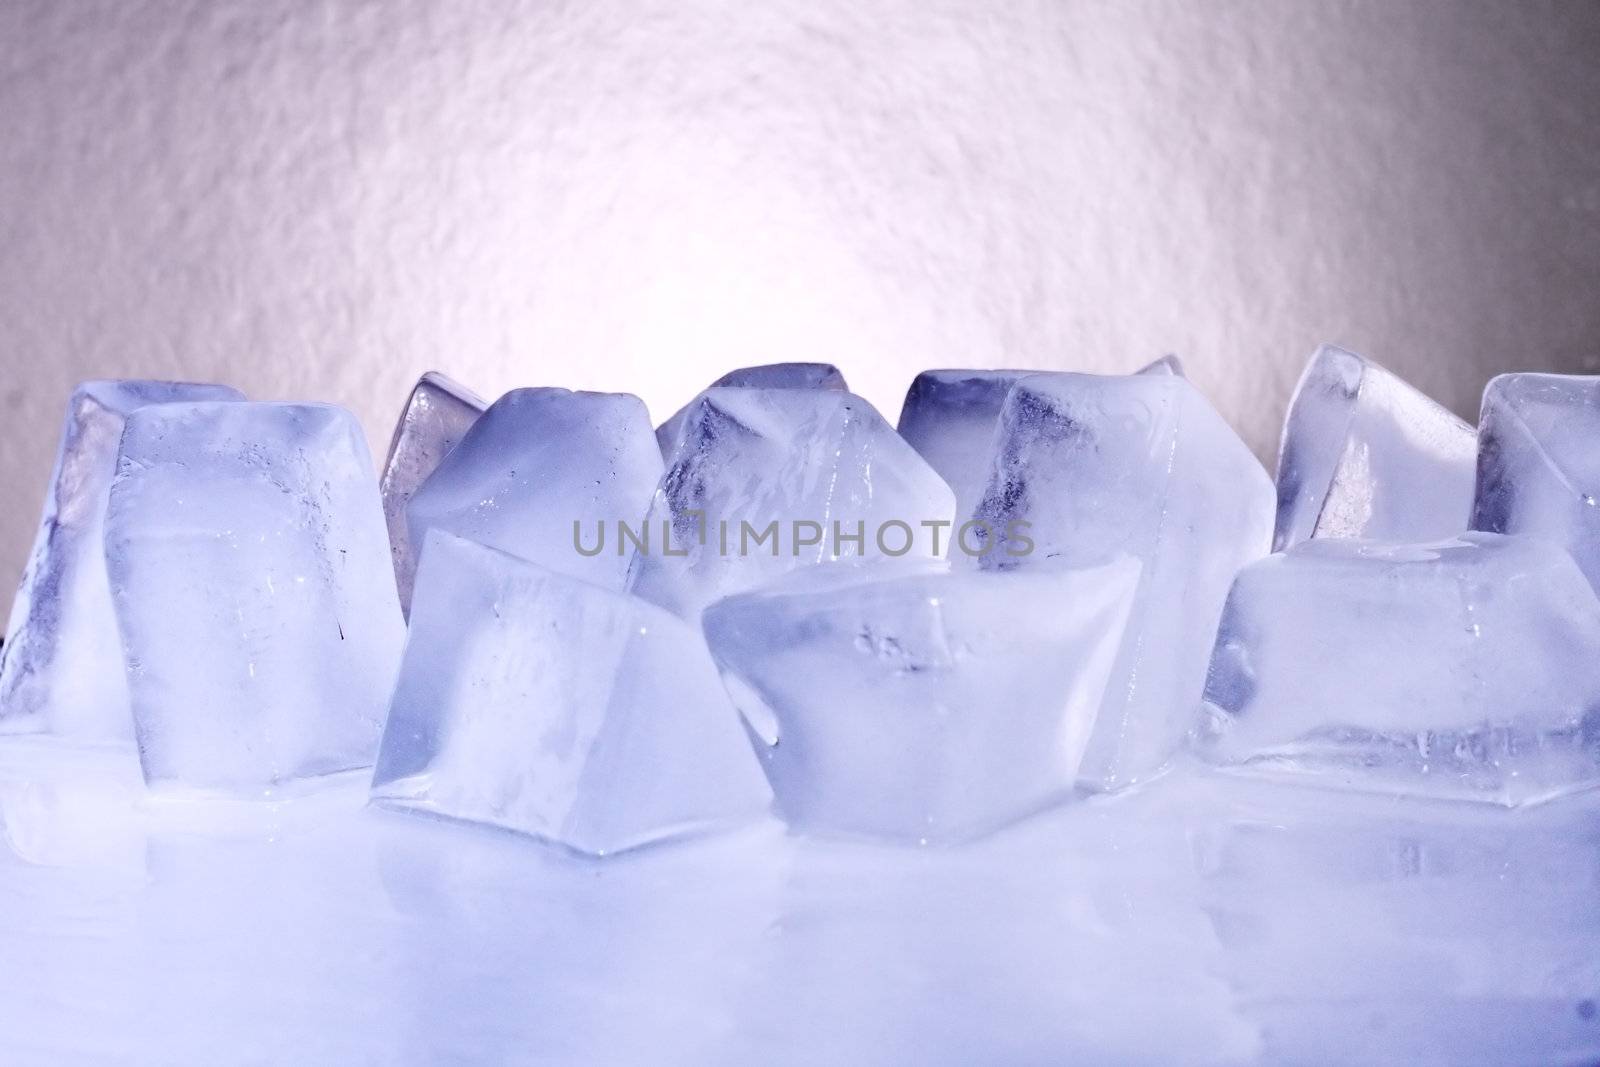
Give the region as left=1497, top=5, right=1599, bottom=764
left=2, top=738, right=1597, bottom=1066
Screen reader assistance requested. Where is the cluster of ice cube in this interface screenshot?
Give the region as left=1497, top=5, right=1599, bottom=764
left=4, top=348, right=1599, bottom=853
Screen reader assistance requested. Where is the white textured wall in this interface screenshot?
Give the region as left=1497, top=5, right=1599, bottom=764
left=1, top=0, right=1597, bottom=604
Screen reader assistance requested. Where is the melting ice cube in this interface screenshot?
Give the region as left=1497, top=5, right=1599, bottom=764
left=378, top=372, right=487, bottom=617
left=1196, top=532, right=1600, bottom=806
left=704, top=558, right=1141, bottom=842
left=655, top=362, right=846, bottom=457
left=1273, top=345, right=1475, bottom=550
left=0, top=380, right=242, bottom=740
left=969, top=372, right=1274, bottom=791
left=105, top=401, right=404, bottom=790
left=1472, top=373, right=1600, bottom=595
left=372, top=530, right=770, bottom=855
left=406, top=388, right=661, bottom=593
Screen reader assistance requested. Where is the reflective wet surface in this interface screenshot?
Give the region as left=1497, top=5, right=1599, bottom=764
left=2, top=738, right=1597, bottom=1065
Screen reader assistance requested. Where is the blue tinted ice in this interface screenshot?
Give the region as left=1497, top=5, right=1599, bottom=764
left=1472, top=373, right=1600, bottom=594
left=406, top=388, right=661, bottom=593
left=970, top=372, right=1274, bottom=791
left=704, top=559, right=1141, bottom=842
left=105, top=402, right=404, bottom=790
left=0, top=380, right=242, bottom=740
left=1274, top=345, right=1475, bottom=550
left=379, top=372, right=487, bottom=617
left=631, top=388, right=955, bottom=619
left=896, top=370, right=1031, bottom=522
left=655, top=362, right=847, bottom=456
left=1197, top=533, right=1600, bottom=805
left=372, top=530, right=770, bottom=855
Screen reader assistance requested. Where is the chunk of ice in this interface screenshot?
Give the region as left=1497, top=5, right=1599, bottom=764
left=1139, top=354, right=1186, bottom=376
left=0, top=380, right=243, bottom=740
left=105, top=402, right=404, bottom=790
left=631, top=388, right=956, bottom=618
left=704, top=559, right=1141, bottom=842
left=1274, top=345, right=1475, bottom=550
left=970, top=372, right=1274, bottom=790
left=1196, top=533, right=1600, bottom=805
left=896, top=370, right=1031, bottom=522
left=655, top=362, right=846, bottom=456
left=406, top=388, right=661, bottom=593
left=1472, top=373, right=1600, bottom=594
left=372, top=530, right=771, bottom=855
left=379, top=372, right=487, bottom=617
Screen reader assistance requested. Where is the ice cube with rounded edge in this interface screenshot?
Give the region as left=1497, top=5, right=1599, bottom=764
left=703, top=556, right=1142, bottom=843
left=407, top=388, right=661, bottom=593
left=1472, top=373, right=1600, bottom=595
left=969, top=371, right=1274, bottom=791
left=1196, top=532, right=1600, bottom=806
left=631, top=388, right=956, bottom=619
left=1139, top=354, right=1186, bottom=376
left=379, top=372, right=487, bottom=618
left=1274, top=344, right=1475, bottom=551
left=655, top=362, right=846, bottom=457
left=105, top=401, right=404, bottom=791
left=372, top=529, right=771, bottom=856
left=0, top=380, right=243, bottom=740
left=896, top=370, right=1033, bottom=523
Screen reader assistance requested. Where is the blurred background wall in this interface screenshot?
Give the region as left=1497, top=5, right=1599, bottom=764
left=0, top=0, right=1597, bottom=605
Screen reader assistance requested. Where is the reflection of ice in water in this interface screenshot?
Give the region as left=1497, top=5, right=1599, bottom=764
left=1, top=739, right=1597, bottom=1064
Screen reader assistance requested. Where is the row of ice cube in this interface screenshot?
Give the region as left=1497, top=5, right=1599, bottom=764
left=2, top=350, right=1598, bottom=854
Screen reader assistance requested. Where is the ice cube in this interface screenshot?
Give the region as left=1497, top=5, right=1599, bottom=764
left=1472, top=373, right=1600, bottom=594
left=104, top=401, right=404, bottom=790
left=371, top=530, right=770, bottom=855
left=896, top=370, right=1031, bottom=522
left=630, top=388, right=956, bottom=618
left=1196, top=533, right=1600, bottom=806
left=1274, top=345, right=1475, bottom=550
left=406, top=388, right=661, bottom=593
left=969, top=372, right=1274, bottom=790
left=0, top=380, right=243, bottom=740
left=378, top=372, right=487, bottom=617
left=655, top=362, right=847, bottom=456
left=703, top=558, right=1141, bottom=843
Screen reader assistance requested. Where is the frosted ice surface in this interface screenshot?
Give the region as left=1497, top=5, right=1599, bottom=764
left=630, top=388, right=956, bottom=618
left=704, top=558, right=1141, bottom=842
left=406, top=388, right=660, bottom=593
left=378, top=372, right=487, bottom=617
left=1197, top=533, right=1600, bottom=806
left=970, top=372, right=1274, bottom=791
left=1139, top=354, right=1186, bottom=376
left=896, top=370, right=1031, bottom=522
left=372, top=530, right=770, bottom=855
left=1274, top=345, right=1475, bottom=551
left=655, top=362, right=846, bottom=456
left=105, top=402, right=404, bottom=790
left=0, top=380, right=243, bottom=740
left=1472, top=373, right=1600, bottom=594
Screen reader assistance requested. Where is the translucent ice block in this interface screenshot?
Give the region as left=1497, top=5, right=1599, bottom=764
left=704, top=559, right=1141, bottom=843
left=970, top=372, right=1274, bottom=790
left=378, top=372, right=487, bottom=617
left=630, top=388, right=956, bottom=618
left=105, top=402, right=405, bottom=791
left=896, top=370, right=1031, bottom=522
left=655, top=362, right=846, bottom=457
left=372, top=530, right=771, bottom=855
left=406, top=388, right=661, bottom=593
left=1196, top=533, right=1600, bottom=806
left=1472, top=373, right=1600, bottom=594
left=1273, top=345, right=1475, bottom=550
left=0, top=380, right=243, bottom=740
